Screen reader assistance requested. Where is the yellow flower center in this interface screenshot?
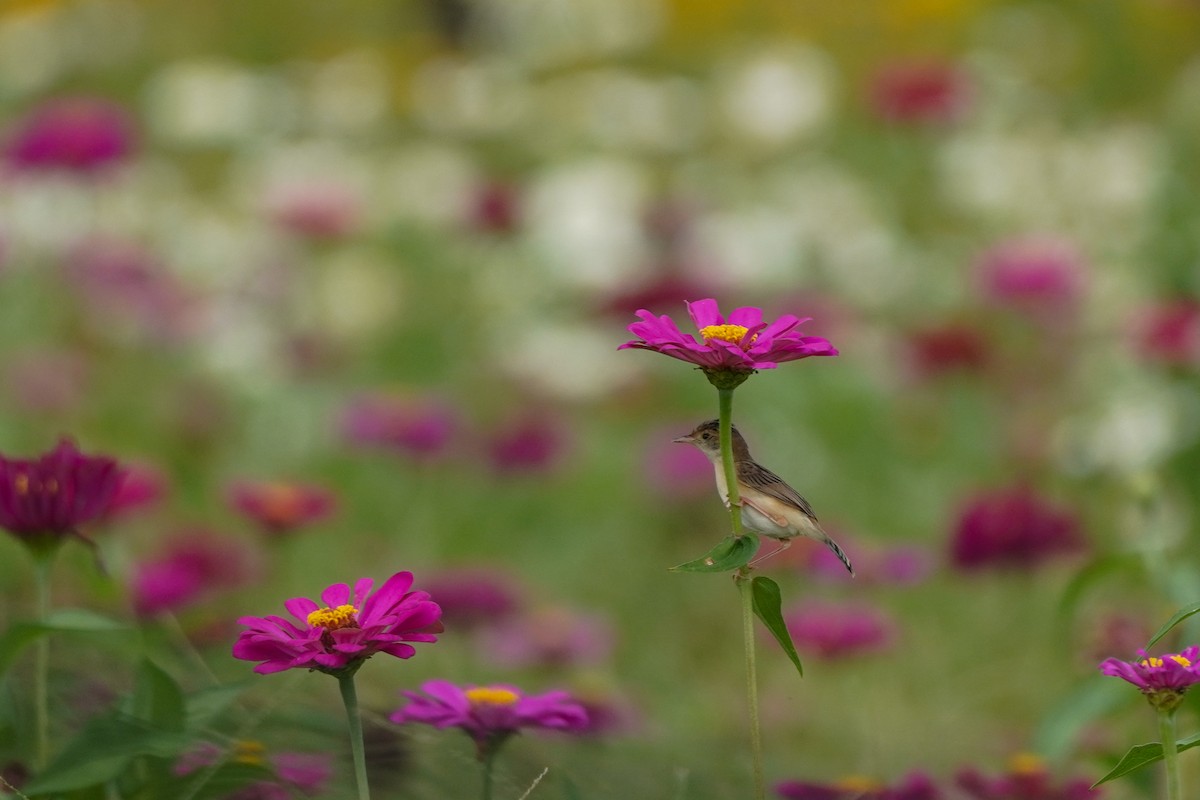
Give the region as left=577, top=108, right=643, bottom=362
left=307, top=604, right=359, bottom=630
left=1141, top=654, right=1191, bottom=669
left=834, top=775, right=883, bottom=793
left=465, top=686, right=521, bottom=707
left=13, top=474, right=28, bottom=495
left=699, top=324, right=753, bottom=345
left=258, top=482, right=304, bottom=524
left=232, top=740, right=266, bottom=765
left=1007, top=752, right=1045, bottom=775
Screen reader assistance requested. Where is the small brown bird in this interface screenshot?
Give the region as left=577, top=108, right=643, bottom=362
left=673, top=419, right=853, bottom=574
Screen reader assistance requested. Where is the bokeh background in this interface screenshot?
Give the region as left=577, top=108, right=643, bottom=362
left=3, top=0, right=1200, bottom=797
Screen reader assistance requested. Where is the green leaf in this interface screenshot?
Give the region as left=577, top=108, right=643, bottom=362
left=185, top=683, right=250, bottom=732
left=186, top=762, right=278, bottom=800
left=0, top=609, right=127, bottom=676
left=750, top=576, right=803, bottom=678
left=22, top=714, right=193, bottom=795
left=670, top=534, right=759, bottom=573
left=128, top=660, right=186, bottom=733
left=1092, top=731, right=1200, bottom=787
left=1144, top=602, right=1200, bottom=652
left=1057, top=554, right=1139, bottom=624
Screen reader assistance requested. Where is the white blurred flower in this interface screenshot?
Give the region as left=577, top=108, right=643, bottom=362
left=495, top=320, right=639, bottom=401
left=0, top=6, right=64, bottom=95
left=1056, top=381, right=1197, bottom=475
left=379, top=143, right=478, bottom=227
left=411, top=55, right=530, bottom=136
left=144, top=60, right=299, bottom=145
left=716, top=43, right=836, bottom=147
left=486, top=0, right=663, bottom=68
left=308, top=50, right=390, bottom=135
left=301, top=247, right=403, bottom=343
left=524, top=157, right=649, bottom=290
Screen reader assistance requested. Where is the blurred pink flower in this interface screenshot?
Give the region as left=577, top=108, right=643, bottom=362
left=264, top=181, right=363, bottom=240
left=3, top=348, right=91, bottom=415
left=174, top=741, right=332, bottom=797
left=390, top=679, right=588, bottom=759
left=802, top=537, right=935, bottom=586
left=1100, top=645, right=1200, bottom=712
left=485, top=414, right=569, bottom=475
left=468, top=180, right=522, bottom=234
left=4, top=96, right=136, bottom=174
left=130, top=530, right=252, bottom=617
left=63, top=236, right=198, bottom=342
left=620, top=298, right=837, bottom=374
left=483, top=606, right=614, bottom=669
left=955, top=754, right=1101, bottom=799
left=1130, top=298, right=1200, bottom=367
left=226, top=479, right=336, bottom=536
left=784, top=601, right=896, bottom=660
left=975, top=237, right=1088, bottom=319
left=0, top=438, right=123, bottom=547
left=101, top=461, right=168, bottom=522
left=641, top=424, right=713, bottom=499
left=339, top=392, right=458, bottom=460
left=777, top=771, right=942, bottom=799
left=421, top=567, right=521, bottom=629
left=905, top=323, right=990, bottom=378
left=233, top=572, right=441, bottom=675
left=868, top=59, right=971, bottom=125
left=949, top=486, right=1086, bottom=571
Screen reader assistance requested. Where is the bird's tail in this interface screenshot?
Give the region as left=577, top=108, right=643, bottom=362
left=823, top=535, right=854, bottom=576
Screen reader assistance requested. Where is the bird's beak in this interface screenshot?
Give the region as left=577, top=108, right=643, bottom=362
left=672, top=435, right=694, bottom=444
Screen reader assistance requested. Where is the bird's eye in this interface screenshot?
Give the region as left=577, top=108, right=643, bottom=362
left=701, top=432, right=712, bottom=440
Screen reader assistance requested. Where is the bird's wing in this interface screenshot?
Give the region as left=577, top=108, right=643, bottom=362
left=736, top=460, right=818, bottom=520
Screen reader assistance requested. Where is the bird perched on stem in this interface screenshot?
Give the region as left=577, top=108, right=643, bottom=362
left=673, top=419, right=853, bottom=574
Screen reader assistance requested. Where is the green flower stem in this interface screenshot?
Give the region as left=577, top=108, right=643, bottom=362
left=717, top=386, right=764, bottom=800
left=338, top=672, right=371, bottom=800
left=481, top=747, right=497, bottom=800
left=32, top=548, right=55, bottom=771
left=1159, top=708, right=1182, bottom=800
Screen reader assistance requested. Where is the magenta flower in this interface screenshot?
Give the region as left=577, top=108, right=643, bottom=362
left=100, top=461, right=167, bottom=522
left=339, top=392, right=458, bottom=460
left=619, top=298, right=837, bottom=377
left=5, top=96, right=136, bottom=174
left=0, top=439, right=124, bottom=549
left=1130, top=298, right=1200, bottom=368
left=226, top=479, right=336, bottom=536
left=421, top=567, right=521, bottom=630
left=485, top=415, right=569, bottom=475
left=482, top=606, right=614, bottom=669
left=174, top=741, right=332, bottom=798
left=468, top=180, right=522, bottom=235
left=949, top=486, right=1086, bottom=571
left=955, top=754, right=1101, bottom=800
left=130, top=530, right=253, bottom=617
left=867, top=59, right=971, bottom=125
left=233, top=572, right=441, bottom=675
left=1099, top=645, right=1200, bottom=712
left=784, top=601, right=896, bottom=660
left=390, top=679, right=588, bottom=759
left=975, top=236, right=1088, bottom=320
left=776, top=771, right=942, bottom=799
left=905, top=323, right=990, bottom=378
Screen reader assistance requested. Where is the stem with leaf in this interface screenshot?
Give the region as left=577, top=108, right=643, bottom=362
left=31, top=547, right=56, bottom=771
left=717, top=386, right=765, bottom=800
left=1159, top=708, right=1181, bottom=800
left=338, top=672, right=371, bottom=800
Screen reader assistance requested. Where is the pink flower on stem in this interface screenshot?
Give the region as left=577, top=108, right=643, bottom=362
left=390, top=679, right=588, bottom=759
left=101, top=461, right=167, bottom=521
left=867, top=59, right=971, bottom=125
left=130, top=530, right=252, bottom=617
left=955, top=753, right=1100, bottom=800
left=5, top=96, right=136, bottom=174
left=226, top=479, right=336, bottom=536
left=949, top=486, right=1086, bottom=571
left=0, top=439, right=124, bottom=549
left=1099, top=645, right=1200, bottom=712
left=233, top=572, right=442, bottom=676
left=619, top=298, right=837, bottom=382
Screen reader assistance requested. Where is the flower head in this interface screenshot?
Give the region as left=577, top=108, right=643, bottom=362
left=619, top=299, right=837, bottom=384
left=130, top=530, right=253, bottom=617
left=390, top=679, right=588, bottom=759
left=975, top=237, right=1088, bottom=320
left=0, top=439, right=124, bottom=550
left=955, top=753, right=1101, bottom=799
left=233, top=572, right=441, bottom=676
left=776, top=771, right=943, bottom=799
left=1099, top=645, right=1200, bottom=712
left=5, top=96, right=136, bottom=174
left=174, top=741, right=332, bottom=798
left=1130, top=298, right=1200, bottom=368
left=339, top=392, right=458, bottom=460
left=867, top=59, right=971, bottom=125
left=784, top=601, right=897, bottom=660
left=949, top=486, right=1086, bottom=571
left=226, top=480, right=336, bottom=536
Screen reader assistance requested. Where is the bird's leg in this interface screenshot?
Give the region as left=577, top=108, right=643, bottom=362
left=747, top=538, right=791, bottom=567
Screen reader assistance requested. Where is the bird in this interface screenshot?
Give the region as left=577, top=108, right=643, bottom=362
left=673, top=419, right=853, bottom=574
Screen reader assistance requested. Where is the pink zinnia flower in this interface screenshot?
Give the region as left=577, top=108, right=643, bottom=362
left=468, top=180, right=522, bottom=234
left=226, top=479, right=336, bottom=536
left=339, top=392, right=458, bottom=460
left=100, top=461, right=167, bottom=522
left=482, top=606, right=614, bottom=669
left=233, top=572, right=441, bottom=675
left=949, top=486, right=1086, bottom=571
left=776, top=771, right=942, bottom=799
left=867, top=59, right=971, bottom=125
left=975, top=237, right=1088, bottom=319
left=5, top=96, right=136, bottom=174
left=906, top=323, right=990, bottom=378
left=0, top=439, right=123, bottom=548
left=1130, top=298, right=1200, bottom=367
left=784, top=601, right=896, bottom=660
left=485, top=415, right=569, bottom=475
left=955, top=753, right=1101, bottom=800
left=130, top=531, right=252, bottom=617
left=264, top=181, right=363, bottom=240
left=174, top=741, right=332, bottom=798
left=619, top=298, right=837, bottom=377
left=1099, top=645, right=1200, bottom=712
left=390, top=679, right=588, bottom=759
left=421, top=567, right=521, bottom=630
